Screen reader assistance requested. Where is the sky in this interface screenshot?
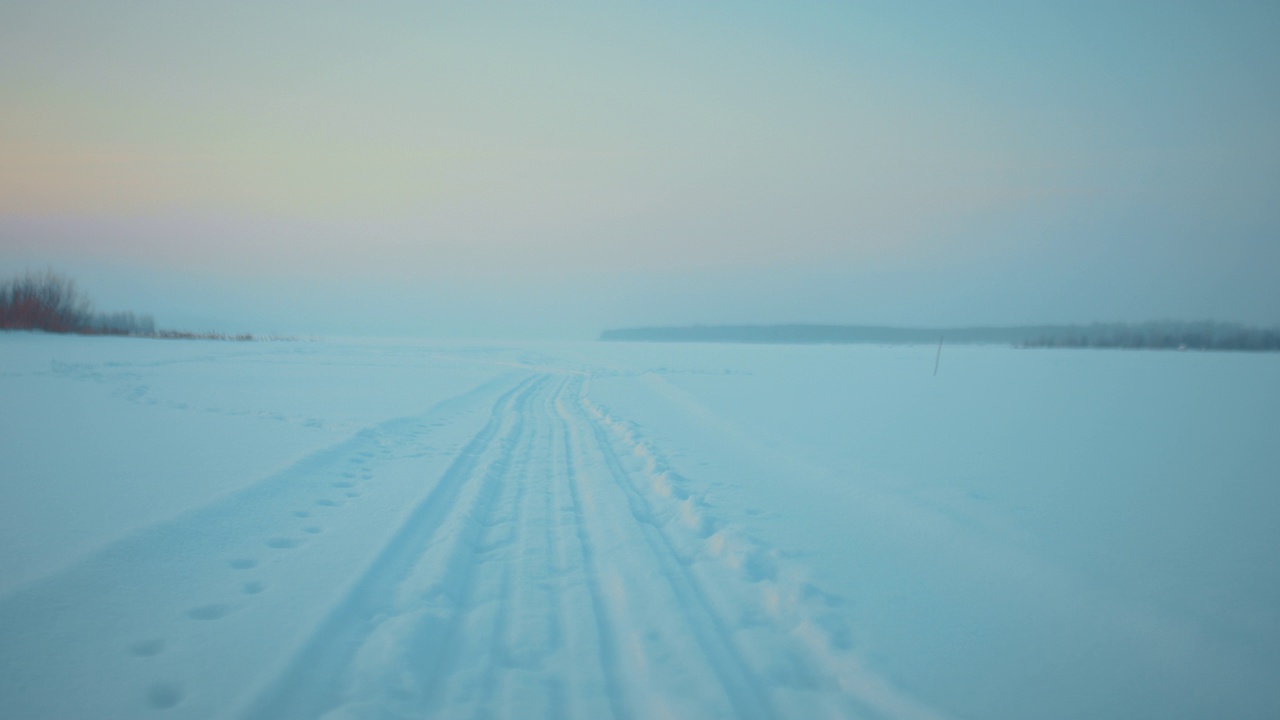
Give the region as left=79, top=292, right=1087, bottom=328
left=2, top=1, right=1278, bottom=337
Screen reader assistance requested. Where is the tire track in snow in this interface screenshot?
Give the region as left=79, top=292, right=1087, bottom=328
left=553, top=379, right=632, bottom=720
left=577, top=381, right=948, bottom=720
left=240, top=374, right=545, bottom=720
left=438, top=379, right=546, bottom=717
left=237, top=370, right=942, bottom=720
left=361, top=380, right=547, bottom=719
left=472, top=384, right=564, bottom=718
left=558, top=375, right=779, bottom=720
left=419, top=374, right=619, bottom=719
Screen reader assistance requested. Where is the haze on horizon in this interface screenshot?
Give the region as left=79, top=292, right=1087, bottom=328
left=2, top=1, right=1278, bottom=338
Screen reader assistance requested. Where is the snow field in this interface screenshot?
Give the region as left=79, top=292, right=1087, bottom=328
left=2, top=335, right=1278, bottom=719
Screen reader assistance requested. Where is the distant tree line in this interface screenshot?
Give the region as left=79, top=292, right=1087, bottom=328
left=600, top=324, right=1045, bottom=344
left=0, top=269, right=254, bottom=340
left=600, top=321, right=1280, bottom=352
left=1018, top=322, right=1280, bottom=351
left=0, top=270, right=157, bottom=335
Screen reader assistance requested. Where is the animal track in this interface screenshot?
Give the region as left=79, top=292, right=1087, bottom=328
left=228, top=558, right=257, bottom=570
left=332, top=481, right=354, bottom=488
left=266, top=537, right=300, bottom=549
left=302, top=525, right=323, bottom=534
left=345, top=491, right=361, bottom=498
left=146, top=681, right=183, bottom=709
left=242, top=581, right=266, bottom=595
left=128, top=638, right=165, bottom=657
left=187, top=603, right=231, bottom=621
left=293, top=510, right=311, bottom=518
left=316, top=499, right=338, bottom=507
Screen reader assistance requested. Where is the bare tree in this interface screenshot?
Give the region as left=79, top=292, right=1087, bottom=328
left=0, top=270, right=93, bottom=332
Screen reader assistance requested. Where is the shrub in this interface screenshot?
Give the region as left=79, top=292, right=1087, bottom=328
left=0, top=270, right=93, bottom=332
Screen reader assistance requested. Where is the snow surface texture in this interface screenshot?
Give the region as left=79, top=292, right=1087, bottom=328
left=1, top=335, right=1277, bottom=719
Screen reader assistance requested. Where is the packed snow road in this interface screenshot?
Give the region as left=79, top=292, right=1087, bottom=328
left=241, top=373, right=922, bottom=720
left=0, top=353, right=930, bottom=719
left=2, top=335, right=1278, bottom=719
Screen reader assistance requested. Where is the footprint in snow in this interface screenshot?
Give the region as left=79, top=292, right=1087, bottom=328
left=316, top=499, right=339, bottom=507
left=266, top=537, right=300, bottom=549
left=128, top=638, right=165, bottom=657
left=332, top=481, right=354, bottom=488
left=302, top=526, right=323, bottom=534
left=228, top=558, right=257, bottom=570
left=242, top=581, right=266, bottom=595
left=293, top=510, right=311, bottom=518
left=146, top=681, right=183, bottom=709
left=187, top=604, right=232, bottom=621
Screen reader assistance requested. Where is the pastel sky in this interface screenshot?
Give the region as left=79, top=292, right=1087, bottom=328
left=2, top=1, right=1278, bottom=337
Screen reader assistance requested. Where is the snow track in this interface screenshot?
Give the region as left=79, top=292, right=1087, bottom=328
left=241, top=375, right=547, bottom=720
left=1, top=366, right=938, bottom=720
left=241, top=372, right=936, bottom=720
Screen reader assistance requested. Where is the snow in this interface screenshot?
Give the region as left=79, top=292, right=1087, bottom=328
left=1, top=334, right=1278, bottom=719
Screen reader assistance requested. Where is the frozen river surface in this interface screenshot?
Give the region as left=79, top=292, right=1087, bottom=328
left=1, top=335, right=1277, bottom=719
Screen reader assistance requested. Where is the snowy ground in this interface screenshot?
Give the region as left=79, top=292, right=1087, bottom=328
left=1, top=334, right=1278, bottom=719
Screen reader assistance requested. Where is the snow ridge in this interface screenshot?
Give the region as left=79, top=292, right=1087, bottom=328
left=578, top=380, right=945, bottom=720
